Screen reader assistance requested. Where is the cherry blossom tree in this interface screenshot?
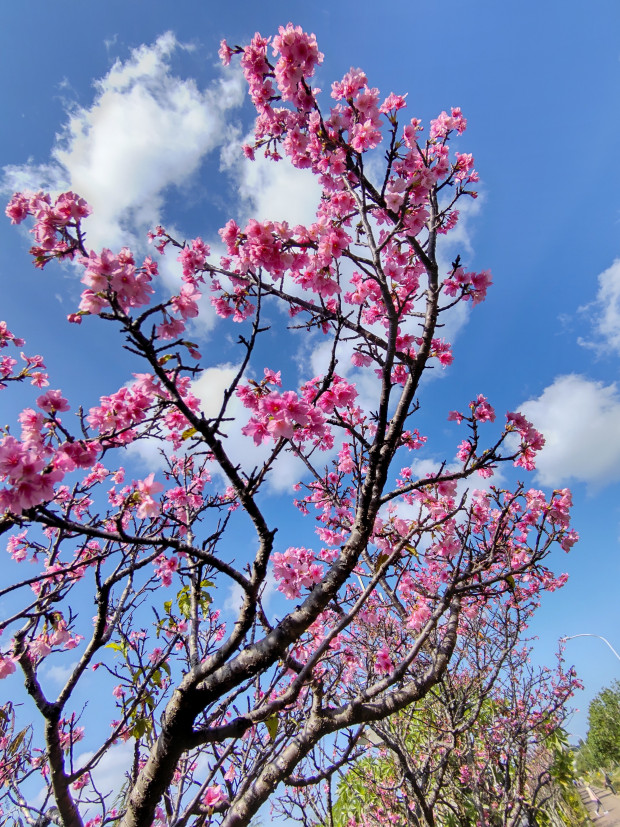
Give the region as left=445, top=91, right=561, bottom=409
left=310, top=625, right=581, bottom=827
left=1, top=23, right=579, bottom=827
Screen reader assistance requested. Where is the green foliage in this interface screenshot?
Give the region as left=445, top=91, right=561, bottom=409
left=326, top=718, right=585, bottom=827
left=329, top=755, right=392, bottom=826
left=584, top=679, right=620, bottom=768
left=574, top=740, right=596, bottom=775
left=544, top=731, right=591, bottom=826
left=548, top=729, right=576, bottom=787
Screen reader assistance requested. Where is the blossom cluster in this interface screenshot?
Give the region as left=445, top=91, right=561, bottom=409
left=0, top=321, right=48, bottom=389
left=0, top=399, right=99, bottom=514
left=236, top=369, right=357, bottom=449
left=5, top=190, right=91, bottom=266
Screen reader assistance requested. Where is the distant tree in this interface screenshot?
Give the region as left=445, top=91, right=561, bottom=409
left=584, top=680, right=620, bottom=768
left=283, top=624, right=580, bottom=827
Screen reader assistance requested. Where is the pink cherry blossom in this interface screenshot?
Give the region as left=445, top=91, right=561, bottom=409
left=203, top=784, right=227, bottom=808
left=5, top=193, right=30, bottom=224
left=36, top=389, right=70, bottom=413
left=0, top=656, right=16, bottom=679
left=375, top=647, right=393, bottom=675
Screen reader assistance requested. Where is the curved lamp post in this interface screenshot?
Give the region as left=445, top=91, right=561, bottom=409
left=561, top=634, right=620, bottom=664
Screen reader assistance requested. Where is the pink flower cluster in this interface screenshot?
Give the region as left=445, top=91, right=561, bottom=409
left=153, top=237, right=208, bottom=342
left=471, top=394, right=496, bottom=423
left=407, top=600, right=433, bottom=633
left=238, top=371, right=337, bottom=447
left=429, top=107, right=467, bottom=140
left=203, top=784, right=227, bottom=809
left=0, top=427, right=81, bottom=514
left=0, top=656, right=16, bottom=679
left=58, top=716, right=85, bottom=752
left=220, top=218, right=297, bottom=276
left=27, top=619, right=82, bottom=665
left=330, top=67, right=385, bottom=152
left=0, top=322, right=48, bottom=389
left=78, top=248, right=156, bottom=316
left=136, top=472, right=164, bottom=519
left=272, top=546, right=324, bottom=599
left=375, top=646, right=394, bottom=675
left=87, top=383, right=153, bottom=443
left=6, top=190, right=210, bottom=350
left=448, top=396, right=545, bottom=474
left=443, top=266, right=493, bottom=306
left=0, top=321, right=25, bottom=353
left=303, top=375, right=358, bottom=413
left=153, top=554, right=179, bottom=587
left=240, top=388, right=327, bottom=445
left=5, top=191, right=91, bottom=266
left=272, top=23, right=323, bottom=109
left=507, top=411, right=545, bottom=471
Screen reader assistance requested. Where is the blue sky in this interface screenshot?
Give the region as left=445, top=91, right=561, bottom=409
left=2, top=0, right=620, bottom=757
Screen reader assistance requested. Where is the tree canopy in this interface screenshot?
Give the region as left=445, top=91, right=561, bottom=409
left=0, top=23, right=580, bottom=827
left=581, top=680, right=620, bottom=770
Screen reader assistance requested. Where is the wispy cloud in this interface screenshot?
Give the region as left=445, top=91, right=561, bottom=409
left=221, top=138, right=322, bottom=228
left=3, top=33, right=245, bottom=253
left=579, top=259, right=620, bottom=355
left=519, top=374, right=620, bottom=489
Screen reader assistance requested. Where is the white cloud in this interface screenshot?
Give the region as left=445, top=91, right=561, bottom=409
left=225, top=568, right=278, bottom=615
left=518, top=374, right=620, bottom=488
left=125, top=433, right=167, bottom=471
left=43, top=660, right=79, bottom=686
left=434, top=192, right=485, bottom=348
left=192, top=364, right=241, bottom=419
left=221, top=142, right=322, bottom=228
left=225, top=581, right=245, bottom=614
left=74, top=741, right=134, bottom=812
left=88, top=741, right=134, bottom=791
left=579, top=259, right=620, bottom=354
left=3, top=33, right=245, bottom=253
left=437, top=190, right=483, bottom=264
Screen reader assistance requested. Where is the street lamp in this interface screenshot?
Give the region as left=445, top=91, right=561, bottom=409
left=561, top=634, right=620, bottom=664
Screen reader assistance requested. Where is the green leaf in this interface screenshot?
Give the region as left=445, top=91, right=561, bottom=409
left=375, top=552, right=389, bottom=571
left=266, top=715, right=278, bottom=740
left=8, top=728, right=27, bottom=756
left=177, top=585, right=191, bottom=618
left=404, top=543, right=419, bottom=559
left=131, top=717, right=151, bottom=739
left=200, top=593, right=213, bottom=610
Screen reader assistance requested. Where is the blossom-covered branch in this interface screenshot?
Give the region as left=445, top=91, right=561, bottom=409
left=1, top=23, right=577, bottom=827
